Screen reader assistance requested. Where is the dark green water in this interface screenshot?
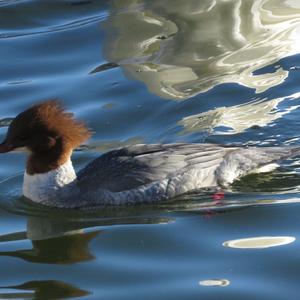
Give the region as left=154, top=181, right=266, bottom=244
left=1, top=0, right=300, bottom=299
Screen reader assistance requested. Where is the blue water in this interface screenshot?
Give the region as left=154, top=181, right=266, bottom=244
left=1, top=0, right=300, bottom=299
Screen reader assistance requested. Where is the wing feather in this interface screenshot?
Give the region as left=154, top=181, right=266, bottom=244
left=77, top=143, right=231, bottom=192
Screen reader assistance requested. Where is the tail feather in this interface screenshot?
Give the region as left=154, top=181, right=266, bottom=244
left=216, top=146, right=300, bottom=187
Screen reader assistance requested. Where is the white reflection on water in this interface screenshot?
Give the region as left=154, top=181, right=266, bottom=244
left=223, top=236, right=296, bottom=249
left=104, top=0, right=300, bottom=99
left=199, top=279, right=230, bottom=287
left=178, top=92, right=300, bottom=135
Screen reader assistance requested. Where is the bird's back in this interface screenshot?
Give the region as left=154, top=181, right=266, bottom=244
left=78, top=143, right=300, bottom=192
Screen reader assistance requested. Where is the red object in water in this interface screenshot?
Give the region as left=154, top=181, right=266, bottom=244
left=212, top=191, right=225, bottom=201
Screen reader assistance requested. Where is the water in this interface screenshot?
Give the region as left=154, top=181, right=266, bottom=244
left=1, top=0, right=300, bottom=299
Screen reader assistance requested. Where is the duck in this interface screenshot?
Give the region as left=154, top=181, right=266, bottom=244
left=0, top=100, right=298, bottom=209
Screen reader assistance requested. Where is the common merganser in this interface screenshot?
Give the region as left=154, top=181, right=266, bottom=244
left=0, top=100, right=298, bottom=208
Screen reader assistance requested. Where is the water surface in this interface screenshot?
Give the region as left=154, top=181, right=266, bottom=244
left=1, top=0, right=300, bottom=299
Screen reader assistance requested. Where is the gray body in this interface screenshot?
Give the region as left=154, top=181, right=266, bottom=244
left=71, top=143, right=297, bottom=208
left=23, top=143, right=299, bottom=208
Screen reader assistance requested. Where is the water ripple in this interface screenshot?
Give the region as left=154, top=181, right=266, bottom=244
left=0, top=14, right=107, bottom=39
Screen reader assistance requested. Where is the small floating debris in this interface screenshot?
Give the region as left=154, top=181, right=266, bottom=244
left=199, top=279, right=230, bottom=287
left=223, top=236, right=295, bottom=249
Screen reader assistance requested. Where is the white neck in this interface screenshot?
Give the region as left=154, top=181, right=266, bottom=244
left=23, top=159, right=77, bottom=205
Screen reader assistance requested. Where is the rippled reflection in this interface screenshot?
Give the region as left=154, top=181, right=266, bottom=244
left=102, top=0, right=300, bottom=99
left=179, top=92, right=300, bottom=135
left=0, top=280, right=89, bottom=299
left=223, top=236, right=296, bottom=249
left=0, top=215, right=99, bottom=264
left=0, top=212, right=173, bottom=264
left=0, top=231, right=99, bottom=264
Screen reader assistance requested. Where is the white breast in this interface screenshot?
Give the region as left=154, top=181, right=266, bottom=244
left=23, top=160, right=77, bottom=204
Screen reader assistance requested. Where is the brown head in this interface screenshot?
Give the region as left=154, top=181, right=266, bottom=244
left=0, top=100, right=91, bottom=174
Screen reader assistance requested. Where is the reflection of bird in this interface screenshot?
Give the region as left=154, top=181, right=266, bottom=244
left=232, top=170, right=300, bottom=193
left=103, top=0, right=300, bottom=99
left=0, top=213, right=171, bottom=264
left=0, top=280, right=90, bottom=299
left=0, top=100, right=300, bottom=208
left=0, top=230, right=99, bottom=264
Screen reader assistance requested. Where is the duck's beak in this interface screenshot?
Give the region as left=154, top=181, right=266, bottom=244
left=0, top=141, right=14, bottom=153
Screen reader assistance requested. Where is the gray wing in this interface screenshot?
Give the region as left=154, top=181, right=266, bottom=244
left=77, top=143, right=300, bottom=192
left=77, top=143, right=232, bottom=192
